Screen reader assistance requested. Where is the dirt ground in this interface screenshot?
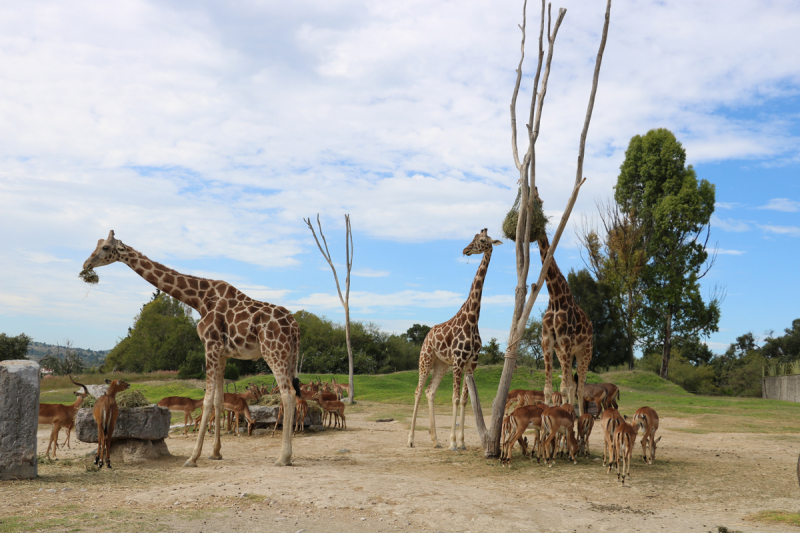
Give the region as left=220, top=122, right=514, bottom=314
left=4, top=402, right=800, bottom=533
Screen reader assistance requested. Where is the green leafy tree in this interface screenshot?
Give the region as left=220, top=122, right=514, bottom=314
left=104, top=291, right=203, bottom=372
left=712, top=332, right=765, bottom=396
left=406, top=324, right=432, bottom=345
left=479, top=338, right=503, bottom=366
left=567, top=269, right=628, bottom=370
left=761, top=319, right=800, bottom=363
left=0, top=332, right=31, bottom=361
left=615, top=128, right=721, bottom=379
left=518, top=312, right=544, bottom=369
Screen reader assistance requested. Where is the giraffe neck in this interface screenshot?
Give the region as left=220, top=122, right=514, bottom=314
left=537, top=234, right=570, bottom=300
left=118, top=246, right=211, bottom=314
left=461, top=247, right=493, bottom=322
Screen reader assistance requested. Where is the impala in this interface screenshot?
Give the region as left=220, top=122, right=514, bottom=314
left=612, top=418, right=637, bottom=484
left=577, top=412, right=594, bottom=458
left=632, top=406, right=660, bottom=464
left=38, top=376, right=90, bottom=458
left=93, top=379, right=130, bottom=469
left=500, top=404, right=545, bottom=465
left=157, top=396, right=205, bottom=436
left=540, top=405, right=579, bottom=467
left=599, top=408, right=624, bottom=469
left=312, top=391, right=346, bottom=430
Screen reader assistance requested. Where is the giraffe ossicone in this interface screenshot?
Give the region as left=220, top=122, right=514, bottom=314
left=407, top=228, right=501, bottom=451
left=82, top=230, right=302, bottom=467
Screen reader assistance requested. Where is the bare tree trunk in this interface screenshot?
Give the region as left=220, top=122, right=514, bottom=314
left=304, top=214, right=356, bottom=404
left=470, top=0, right=612, bottom=458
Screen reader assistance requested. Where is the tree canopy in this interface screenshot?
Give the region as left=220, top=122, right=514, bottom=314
left=615, top=128, right=720, bottom=378
left=0, top=332, right=31, bottom=362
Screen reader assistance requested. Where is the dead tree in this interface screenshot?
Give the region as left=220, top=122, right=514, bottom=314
left=304, top=214, right=355, bottom=404
left=467, top=0, right=612, bottom=458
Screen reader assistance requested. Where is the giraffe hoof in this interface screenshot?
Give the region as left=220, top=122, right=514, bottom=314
left=273, top=458, right=292, bottom=467
left=209, top=454, right=222, bottom=461
left=182, top=460, right=198, bottom=467
left=458, top=445, right=467, bottom=451
left=448, top=446, right=458, bottom=452
left=434, top=444, right=443, bottom=449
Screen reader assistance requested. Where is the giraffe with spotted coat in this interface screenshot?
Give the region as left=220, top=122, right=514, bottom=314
left=82, top=230, right=302, bottom=467
left=534, top=194, right=594, bottom=416
left=407, top=229, right=501, bottom=451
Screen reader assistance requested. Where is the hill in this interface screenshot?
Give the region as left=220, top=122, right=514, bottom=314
left=27, top=341, right=109, bottom=367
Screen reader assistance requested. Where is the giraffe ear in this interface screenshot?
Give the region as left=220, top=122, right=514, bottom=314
left=492, top=240, right=503, bottom=246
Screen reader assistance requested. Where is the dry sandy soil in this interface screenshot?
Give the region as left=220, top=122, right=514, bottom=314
left=3, top=402, right=800, bottom=533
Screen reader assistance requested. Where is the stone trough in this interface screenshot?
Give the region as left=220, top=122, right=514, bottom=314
left=75, top=405, right=171, bottom=464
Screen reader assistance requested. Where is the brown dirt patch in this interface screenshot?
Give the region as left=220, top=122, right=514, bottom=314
left=4, top=403, right=799, bottom=532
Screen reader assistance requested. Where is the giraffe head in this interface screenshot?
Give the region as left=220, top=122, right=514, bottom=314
left=463, top=229, right=502, bottom=256
left=83, top=230, right=128, bottom=270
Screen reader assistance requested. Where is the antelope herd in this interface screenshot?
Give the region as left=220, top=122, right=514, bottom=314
left=501, top=379, right=660, bottom=486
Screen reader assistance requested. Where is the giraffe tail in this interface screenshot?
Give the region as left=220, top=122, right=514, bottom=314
left=292, top=377, right=302, bottom=398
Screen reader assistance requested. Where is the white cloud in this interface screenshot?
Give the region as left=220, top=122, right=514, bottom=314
left=712, top=215, right=751, bottom=233
left=715, top=249, right=745, bottom=256
left=291, top=289, right=466, bottom=310
left=759, top=224, right=800, bottom=237
left=759, top=198, right=800, bottom=212
left=714, top=202, right=740, bottom=210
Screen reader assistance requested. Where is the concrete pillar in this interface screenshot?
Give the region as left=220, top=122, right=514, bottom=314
left=0, top=360, right=40, bottom=480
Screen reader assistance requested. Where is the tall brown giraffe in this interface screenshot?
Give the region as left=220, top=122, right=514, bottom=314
left=82, top=230, right=302, bottom=466
left=536, top=219, right=594, bottom=416
left=407, top=229, right=501, bottom=451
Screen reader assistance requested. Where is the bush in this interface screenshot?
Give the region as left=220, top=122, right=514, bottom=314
left=224, top=362, right=240, bottom=381
left=178, top=349, right=206, bottom=380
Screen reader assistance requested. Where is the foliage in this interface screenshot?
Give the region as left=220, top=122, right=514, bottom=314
left=406, top=324, right=432, bottom=345
left=178, top=349, right=206, bottom=379
left=0, top=332, right=31, bottom=361
left=103, top=291, right=203, bottom=373
left=116, top=389, right=151, bottom=408
left=761, top=319, right=800, bottom=363
left=518, top=312, right=544, bottom=369
left=478, top=338, right=503, bottom=365
left=39, top=342, right=85, bottom=376
left=224, top=361, right=240, bottom=381
left=615, top=128, right=720, bottom=378
left=567, top=269, right=628, bottom=370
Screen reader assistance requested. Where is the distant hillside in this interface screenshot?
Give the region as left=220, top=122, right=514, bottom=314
left=27, top=341, right=109, bottom=367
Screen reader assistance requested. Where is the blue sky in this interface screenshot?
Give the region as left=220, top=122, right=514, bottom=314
left=1, top=0, right=798, bottom=353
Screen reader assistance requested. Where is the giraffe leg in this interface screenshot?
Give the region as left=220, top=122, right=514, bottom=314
left=555, top=340, right=575, bottom=410
left=541, top=311, right=556, bottom=403
left=575, top=341, right=591, bottom=417
left=457, top=373, right=469, bottom=450
left=448, top=366, right=464, bottom=451
left=209, top=363, right=225, bottom=460
left=275, top=384, right=295, bottom=466
left=408, top=341, right=433, bottom=448
left=426, top=359, right=448, bottom=448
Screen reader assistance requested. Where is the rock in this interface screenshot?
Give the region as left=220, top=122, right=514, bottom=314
left=0, top=360, right=39, bottom=480
left=108, top=439, right=170, bottom=464
left=85, top=384, right=109, bottom=397
left=249, top=405, right=322, bottom=428
left=75, top=405, right=171, bottom=442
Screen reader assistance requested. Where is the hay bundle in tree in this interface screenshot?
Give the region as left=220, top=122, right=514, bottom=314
left=502, top=189, right=549, bottom=242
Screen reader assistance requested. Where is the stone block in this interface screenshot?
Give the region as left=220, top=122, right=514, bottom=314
left=0, top=360, right=40, bottom=480
left=110, top=438, right=170, bottom=464
left=75, top=405, right=170, bottom=442
left=249, top=405, right=322, bottom=428
left=85, top=384, right=109, bottom=397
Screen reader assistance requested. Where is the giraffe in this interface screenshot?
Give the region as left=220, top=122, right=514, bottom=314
left=407, top=229, right=501, bottom=451
left=535, top=202, right=594, bottom=416
left=82, top=230, right=302, bottom=466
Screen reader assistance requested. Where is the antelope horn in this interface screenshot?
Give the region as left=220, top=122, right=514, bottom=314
left=69, top=375, right=89, bottom=396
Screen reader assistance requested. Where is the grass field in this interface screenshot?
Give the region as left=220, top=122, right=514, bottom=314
left=38, top=367, right=800, bottom=434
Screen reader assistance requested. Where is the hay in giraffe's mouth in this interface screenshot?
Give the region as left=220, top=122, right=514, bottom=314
left=79, top=267, right=100, bottom=284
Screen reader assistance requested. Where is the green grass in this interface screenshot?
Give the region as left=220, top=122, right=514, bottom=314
left=38, top=367, right=800, bottom=434
left=746, top=511, right=800, bottom=527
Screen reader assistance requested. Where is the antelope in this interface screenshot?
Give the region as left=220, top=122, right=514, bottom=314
left=599, top=407, right=624, bottom=469
left=551, top=391, right=563, bottom=406
left=577, top=412, right=594, bottom=458
left=226, top=383, right=261, bottom=431
left=331, top=377, right=350, bottom=401
left=93, top=379, right=130, bottom=469
left=612, top=418, right=637, bottom=484
left=312, top=391, right=346, bottom=430
left=632, top=406, right=660, bottom=464
left=500, top=404, right=545, bottom=465
left=38, top=376, right=89, bottom=458
left=573, top=374, right=608, bottom=418
left=272, top=397, right=309, bottom=436
left=157, top=396, right=204, bottom=436
left=507, top=389, right=545, bottom=407
left=599, top=382, right=620, bottom=410
left=540, top=405, right=579, bottom=467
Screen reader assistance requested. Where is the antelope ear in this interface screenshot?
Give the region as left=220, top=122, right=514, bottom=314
left=105, top=379, right=112, bottom=384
